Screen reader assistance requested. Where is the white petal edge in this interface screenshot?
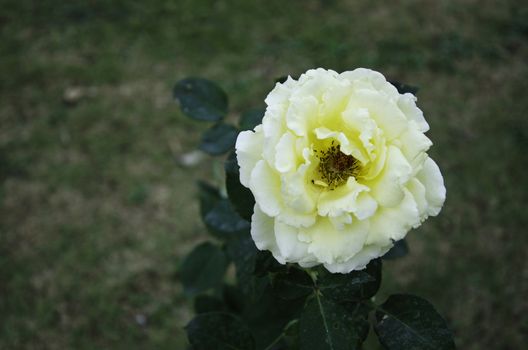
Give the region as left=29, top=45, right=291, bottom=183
left=251, top=204, right=285, bottom=264
left=417, top=157, right=446, bottom=216
left=249, top=160, right=282, bottom=217
left=235, top=128, right=263, bottom=187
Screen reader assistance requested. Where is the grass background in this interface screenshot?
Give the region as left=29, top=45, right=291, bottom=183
left=1, top=0, right=527, bottom=348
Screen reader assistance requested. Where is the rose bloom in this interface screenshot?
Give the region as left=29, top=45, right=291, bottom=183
left=235, top=68, right=445, bottom=273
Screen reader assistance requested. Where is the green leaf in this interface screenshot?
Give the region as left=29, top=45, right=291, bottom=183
left=342, top=302, right=371, bottom=343
left=382, top=240, right=409, bottom=260
left=389, top=80, right=419, bottom=95
left=200, top=123, right=239, bottom=155
left=299, top=294, right=370, bottom=350
left=222, top=284, right=245, bottom=314
left=225, top=151, right=255, bottom=221
left=239, top=108, right=265, bottom=131
left=272, top=267, right=314, bottom=300
left=194, top=295, right=226, bottom=314
left=226, top=236, right=268, bottom=301
left=203, top=199, right=250, bottom=236
left=225, top=239, right=306, bottom=349
left=282, top=319, right=301, bottom=350
left=186, top=312, right=255, bottom=350
left=317, top=259, right=382, bottom=301
left=243, top=283, right=305, bottom=350
left=174, top=77, right=228, bottom=122
left=179, top=242, right=228, bottom=297
left=374, top=294, right=455, bottom=350
left=198, top=181, right=250, bottom=240
left=198, top=181, right=221, bottom=217
left=254, top=250, right=287, bottom=277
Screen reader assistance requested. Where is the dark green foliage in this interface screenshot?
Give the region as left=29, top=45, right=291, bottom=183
left=272, top=267, right=314, bottom=300
left=299, top=294, right=369, bottom=350
left=239, top=109, right=265, bottom=131
left=254, top=250, right=286, bottom=276
left=374, top=294, right=455, bottom=350
left=242, top=284, right=306, bottom=349
left=198, top=181, right=250, bottom=240
left=174, top=78, right=228, bottom=122
left=179, top=242, right=228, bottom=297
left=225, top=151, right=255, bottom=221
left=226, top=236, right=268, bottom=301
left=218, top=238, right=306, bottom=349
left=185, top=312, right=255, bottom=350
left=222, top=284, right=246, bottom=314
left=203, top=199, right=250, bottom=237
left=317, top=259, right=382, bottom=301
left=382, top=240, right=409, bottom=260
left=200, top=123, right=239, bottom=155
left=194, top=295, right=226, bottom=314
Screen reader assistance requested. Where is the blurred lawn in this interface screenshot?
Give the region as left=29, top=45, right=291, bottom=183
left=1, top=0, right=527, bottom=349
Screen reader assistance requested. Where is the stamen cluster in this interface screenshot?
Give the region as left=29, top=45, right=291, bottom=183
left=314, top=141, right=361, bottom=190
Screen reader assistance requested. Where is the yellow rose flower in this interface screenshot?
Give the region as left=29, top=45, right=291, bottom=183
left=235, top=68, right=445, bottom=273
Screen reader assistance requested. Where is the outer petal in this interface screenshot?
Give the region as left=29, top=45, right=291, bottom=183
left=251, top=204, right=284, bottom=264
left=235, top=128, right=263, bottom=187
left=398, top=93, right=429, bottom=132
left=324, top=244, right=392, bottom=273
left=398, top=123, right=432, bottom=172
left=406, top=178, right=428, bottom=220
left=274, top=221, right=315, bottom=264
left=366, top=188, right=419, bottom=245
left=249, top=160, right=282, bottom=217
left=305, top=218, right=369, bottom=265
left=417, top=157, right=446, bottom=216
left=265, top=77, right=295, bottom=106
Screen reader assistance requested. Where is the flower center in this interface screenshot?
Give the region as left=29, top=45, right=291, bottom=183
left=313, top=141, right=361, bottom=190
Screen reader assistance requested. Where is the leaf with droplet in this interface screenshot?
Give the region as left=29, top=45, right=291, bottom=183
left=185, top=312, right=255, bottom=350
left=374, top=294, right=455, bottom=350
left=174, top=78, right=228, bottom=121
left=179, top=242, right=228, bottom=297
left=200, top=123, right=238, bottom=155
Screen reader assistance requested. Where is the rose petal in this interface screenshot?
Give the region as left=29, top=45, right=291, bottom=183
left=286, top=96, right=318, bottom=137
left=406, top=178, right=428, bottom=221
left=236, top=128, right=264, bottom=187
left=249, top=160, right=282, bottom=217
left=367, top=188, right=419, bottom=245
left=417, top=157, right=446, bottom=216
left=274, top=221, right=315, bottom=264
left=317, top=177, right=369, bottom=217
left=274, top=131, right=297, bottom=173
left=306, top=218, right=369, bottom=265
left=398, top=93, right=429, bottom=132
left=324, top=244, right=392, bottom=273
left=251, top=204, right=285, bottom=264
left=369, top=145, right=412, bottom=207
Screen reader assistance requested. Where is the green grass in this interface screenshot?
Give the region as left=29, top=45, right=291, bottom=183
left=1, top=0, right=527, bottom=348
